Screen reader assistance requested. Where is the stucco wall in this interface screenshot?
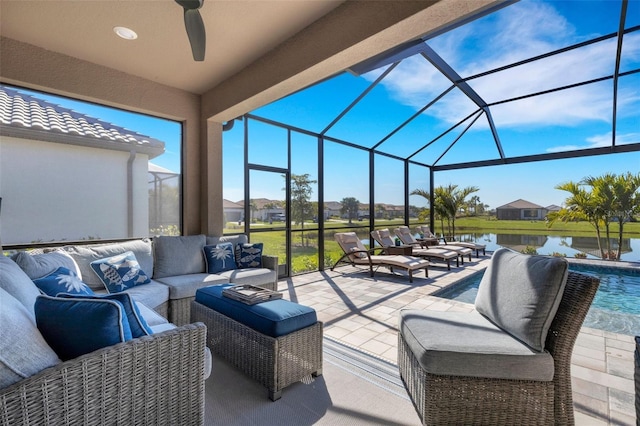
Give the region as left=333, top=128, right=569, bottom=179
left=1, top=136, right=150, bottom=244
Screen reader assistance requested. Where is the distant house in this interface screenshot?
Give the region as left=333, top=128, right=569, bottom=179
left=0, top=85, right=165, bottom=244
left=496, top=199, right=547, bottom=220
left=545, top=204, right=562, bottom=215
left=324, top=201, right=343, bottom=219
left=223, top=199, right=244, bottom=223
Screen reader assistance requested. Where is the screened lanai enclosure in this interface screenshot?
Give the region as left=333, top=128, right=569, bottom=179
left=222, top=0, right=640, bottom=276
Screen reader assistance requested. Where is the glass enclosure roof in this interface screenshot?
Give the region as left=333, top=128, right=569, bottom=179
left=251, top=0, right=639, bottom=171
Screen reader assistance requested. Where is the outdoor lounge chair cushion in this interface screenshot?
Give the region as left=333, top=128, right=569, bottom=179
left=154, top=235, right=206, bottom=278
left=0, top=287, right=60, bottom=389
left=474, top=248, right=569, bottom=352
left=399, top=308, right=554, bottom=381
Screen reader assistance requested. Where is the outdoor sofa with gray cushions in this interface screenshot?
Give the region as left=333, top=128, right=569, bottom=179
left=11, top=234, right=278, bottom=325
left=0, top=255, right=208, bottom=425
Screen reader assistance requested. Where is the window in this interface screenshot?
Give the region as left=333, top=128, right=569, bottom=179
left=0, top=84, right=182, bottom=245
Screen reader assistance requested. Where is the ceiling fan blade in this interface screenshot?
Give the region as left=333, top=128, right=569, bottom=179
left=183, top=9, right=206, bottom=61
left=176, top=0, right=206, bottom=61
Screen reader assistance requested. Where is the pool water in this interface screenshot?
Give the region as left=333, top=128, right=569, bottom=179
left=434, top=264, right=640, bottom=336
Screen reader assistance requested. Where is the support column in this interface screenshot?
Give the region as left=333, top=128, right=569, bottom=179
left=203, top=120, right=224, bottom=236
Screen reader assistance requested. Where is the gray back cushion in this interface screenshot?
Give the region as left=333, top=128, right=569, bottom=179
left=64, top=240, right=154, bottom=290
left=0, top=256, right=42, bottom=321
left=475, top=248, right=569, bottom=352
left=12, top=250, right=81, bottom=280
left=0, top=287, right=60, bottom=389
left=153, top=235, right=206, bottom=278
left=206, top=235, right=248, bottom=246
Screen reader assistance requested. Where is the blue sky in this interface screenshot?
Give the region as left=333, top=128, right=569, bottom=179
left=15, top=0, right=639, bottom=212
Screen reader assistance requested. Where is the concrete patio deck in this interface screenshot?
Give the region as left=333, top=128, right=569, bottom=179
left=278, top=258, right=637, bottom=425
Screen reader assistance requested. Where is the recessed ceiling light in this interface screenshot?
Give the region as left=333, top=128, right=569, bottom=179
left=113, top=26, right=138, bottom=40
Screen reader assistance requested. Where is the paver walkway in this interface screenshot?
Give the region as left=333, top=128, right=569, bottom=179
left=278, top=259, right=637, bottom=425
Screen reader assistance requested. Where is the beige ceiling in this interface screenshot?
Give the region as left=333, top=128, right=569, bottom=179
left=0, top=0, right=345, bottom=94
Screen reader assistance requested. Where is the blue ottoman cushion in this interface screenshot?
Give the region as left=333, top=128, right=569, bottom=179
left=195, top=284, right=317, bottom=338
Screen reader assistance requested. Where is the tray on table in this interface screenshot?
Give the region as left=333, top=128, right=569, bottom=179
left=222, top=284, right=282, bottom=305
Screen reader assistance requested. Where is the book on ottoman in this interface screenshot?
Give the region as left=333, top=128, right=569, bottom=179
left=222, top=284, right=282, bottom=305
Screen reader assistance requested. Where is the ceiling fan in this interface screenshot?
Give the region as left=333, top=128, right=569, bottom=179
left=175, top=0, right=206, bottom=61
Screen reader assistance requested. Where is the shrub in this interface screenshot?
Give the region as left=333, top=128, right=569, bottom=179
left=574, top=252, right=587, bottom=259
left=521, top=246, right=538, bottom=255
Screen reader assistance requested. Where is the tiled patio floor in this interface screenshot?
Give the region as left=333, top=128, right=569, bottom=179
left=278, top=258, right=637, bottom=425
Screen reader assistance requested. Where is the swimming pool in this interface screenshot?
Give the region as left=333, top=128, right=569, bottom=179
left=433, top=263, right=640, bottom=336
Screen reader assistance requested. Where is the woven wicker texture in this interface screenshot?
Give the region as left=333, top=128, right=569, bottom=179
left=398, top=271, right=600, bottom=425
left=0, top=323, right=207, bottom=426
left=191, top=300, right=322, bottom=401
left=171, top=281, right=277, bottom=326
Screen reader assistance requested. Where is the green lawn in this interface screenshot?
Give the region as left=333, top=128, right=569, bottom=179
left=225, top=216, right=640, bottom=274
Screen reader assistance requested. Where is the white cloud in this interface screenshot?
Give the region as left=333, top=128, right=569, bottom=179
left=368, top=1, right=640, bottom=131
left=546, top=131, right=640, bottom=152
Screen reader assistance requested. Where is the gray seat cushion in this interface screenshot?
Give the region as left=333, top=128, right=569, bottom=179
left=0, top=256, right=41, bottom=320
left=153, top=235, right=206, bottom=278
left=154, top=274, right=228, bottom=299
left=399, top=309, right=554, bottom=381
left=216, top=268, right=277, bottom=288
left=92, top=280, right=169, bottom=312
left=474, top=248, right=569, bottom=352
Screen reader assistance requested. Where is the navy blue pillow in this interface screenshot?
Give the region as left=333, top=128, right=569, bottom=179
left=57, top=292, right=153, bottom=338
left=238, top=243, right=263, bottom=268
left=203, top=243, right=237, bottom=273
left=32, top=267, right=94, bottom=296
left=34, top=295, right=132, bottom=361
left=89, top=251, right=151, bottom=293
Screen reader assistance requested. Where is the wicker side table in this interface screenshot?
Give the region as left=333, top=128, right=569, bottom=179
left=191, top=299, right=323, bottom=401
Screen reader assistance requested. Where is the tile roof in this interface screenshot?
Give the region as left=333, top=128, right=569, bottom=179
left=0, top=85, right=165, bottom=158
left=496, top=199, right=545, bottom=209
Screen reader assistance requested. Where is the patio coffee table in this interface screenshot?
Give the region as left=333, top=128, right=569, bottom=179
left=191, top=284, right=323, bottom=401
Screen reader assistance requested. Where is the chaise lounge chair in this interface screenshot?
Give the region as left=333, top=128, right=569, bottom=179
left=441, top=233, right=486, bottom=257
left=332, top=232, right=429, bottom=283
left=414, top=225, right=439, bottom=246
left=370, top=229, right=460, bottom=270
left=395, top=226, right=472, bottom=263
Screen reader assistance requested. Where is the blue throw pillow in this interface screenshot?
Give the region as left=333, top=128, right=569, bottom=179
left=90, top=251, right=151, bottom=293
left=34, top=295, right=132, bottom=361
left=238, top=243, right=263, bottom=268
left=57, top=292, right=153, bottom=338
left=32, top=267, right=94, bottom=296
left=203, top=243, right=237, bottom=273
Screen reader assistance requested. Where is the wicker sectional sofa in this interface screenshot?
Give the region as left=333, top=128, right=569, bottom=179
left=1, top=233, right=277, bottom=424
left=11, top=234, right=278, bottom=326
left=0, top=253, right=208, bottom=425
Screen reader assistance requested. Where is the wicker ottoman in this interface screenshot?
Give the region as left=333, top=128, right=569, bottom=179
left=191, top=284, right=323, bottom=401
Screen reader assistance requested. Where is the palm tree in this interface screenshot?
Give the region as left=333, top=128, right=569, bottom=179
left=552, top=181, right=606, bottom=258
left=450, top=185, right=479, bottom=237
left=609, top=172, right=640, bottom=260
left=583, top=174, right=616, bottom=257
left=411, top=185, right=479, bottom=237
